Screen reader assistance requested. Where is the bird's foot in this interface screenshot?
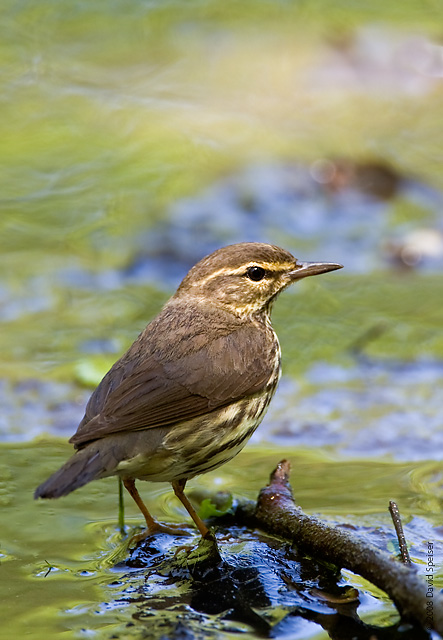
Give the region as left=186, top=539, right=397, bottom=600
left=174, top=529, right=222, bottom=569
left=173, top=527, right=217, bottom=555
left=128, top=521, right=192, bottom=547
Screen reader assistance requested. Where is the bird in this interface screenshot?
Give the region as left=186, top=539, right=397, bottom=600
left=35, top=242, right=342, bottom=542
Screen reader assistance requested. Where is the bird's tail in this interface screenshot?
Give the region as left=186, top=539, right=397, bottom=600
left=34, top=445, right=109, bottom=499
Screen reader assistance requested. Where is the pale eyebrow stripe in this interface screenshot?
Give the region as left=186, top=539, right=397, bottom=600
left=194, top=261, right=295, bottom=286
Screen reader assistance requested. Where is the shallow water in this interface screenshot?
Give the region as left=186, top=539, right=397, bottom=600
left=2, top=442, right=443, bottom=639
left=1, top=1, right=443, bottom=638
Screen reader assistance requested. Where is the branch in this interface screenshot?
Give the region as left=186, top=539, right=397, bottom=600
left=236, top=460, right=442, bottom=635
left=389, top=500, right=411, bottom=565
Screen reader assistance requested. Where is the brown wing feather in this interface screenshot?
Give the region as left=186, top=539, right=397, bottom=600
left=70, top=303, right=276, bottom=448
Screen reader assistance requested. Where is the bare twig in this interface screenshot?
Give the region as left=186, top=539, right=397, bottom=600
left=236, top=459, right=443, bottom=636
left=118, top=477, right=125, bottom=534
left=389, top=500, right=411, bottom=565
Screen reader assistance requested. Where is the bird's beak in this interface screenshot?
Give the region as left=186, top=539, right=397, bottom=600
left=289, top=261, right=343, bottom=281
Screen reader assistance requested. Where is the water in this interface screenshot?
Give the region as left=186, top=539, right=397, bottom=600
left=1, top=1, right=443, bottom=638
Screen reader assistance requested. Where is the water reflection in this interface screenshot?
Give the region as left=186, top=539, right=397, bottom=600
left=104, top=526, right=430, bottom=639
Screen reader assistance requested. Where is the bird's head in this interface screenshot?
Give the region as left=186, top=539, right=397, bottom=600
left=175, top=242, right=342, bottom=318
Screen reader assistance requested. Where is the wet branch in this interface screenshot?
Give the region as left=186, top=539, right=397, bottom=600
left=389, top=500, right=411, bottom=565
left=236, top=459, right=443, bottom=636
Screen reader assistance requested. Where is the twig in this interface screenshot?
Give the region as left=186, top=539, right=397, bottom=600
left=389, top=500, right=411, bottom=565
left=235, top=459, right=443, bottom=636
left=118, top=477, right=125, bottom=534
left=44, top=560, right=53, bottom=578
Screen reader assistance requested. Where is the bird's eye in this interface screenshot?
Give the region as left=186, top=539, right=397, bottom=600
left=246, top=266, right=266, bottom=281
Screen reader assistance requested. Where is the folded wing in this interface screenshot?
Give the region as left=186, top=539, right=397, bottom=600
left=70, top=321, right=276, bottom=448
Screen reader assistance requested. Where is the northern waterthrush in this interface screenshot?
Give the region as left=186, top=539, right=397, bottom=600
left=35, top=243, right=342, bottom=540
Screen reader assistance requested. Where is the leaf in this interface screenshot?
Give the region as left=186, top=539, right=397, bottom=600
left=198, top=495, right=234, bottom=519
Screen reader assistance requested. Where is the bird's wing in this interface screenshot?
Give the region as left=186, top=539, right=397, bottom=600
left=70, top=323, right=276, bottom=448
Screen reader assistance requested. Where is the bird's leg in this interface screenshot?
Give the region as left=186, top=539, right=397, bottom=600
left=123, top=477, right=189, bottom=544
left=123, top=477, right=158, bottom=531
left=172, top=478, right=211, bottom=539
